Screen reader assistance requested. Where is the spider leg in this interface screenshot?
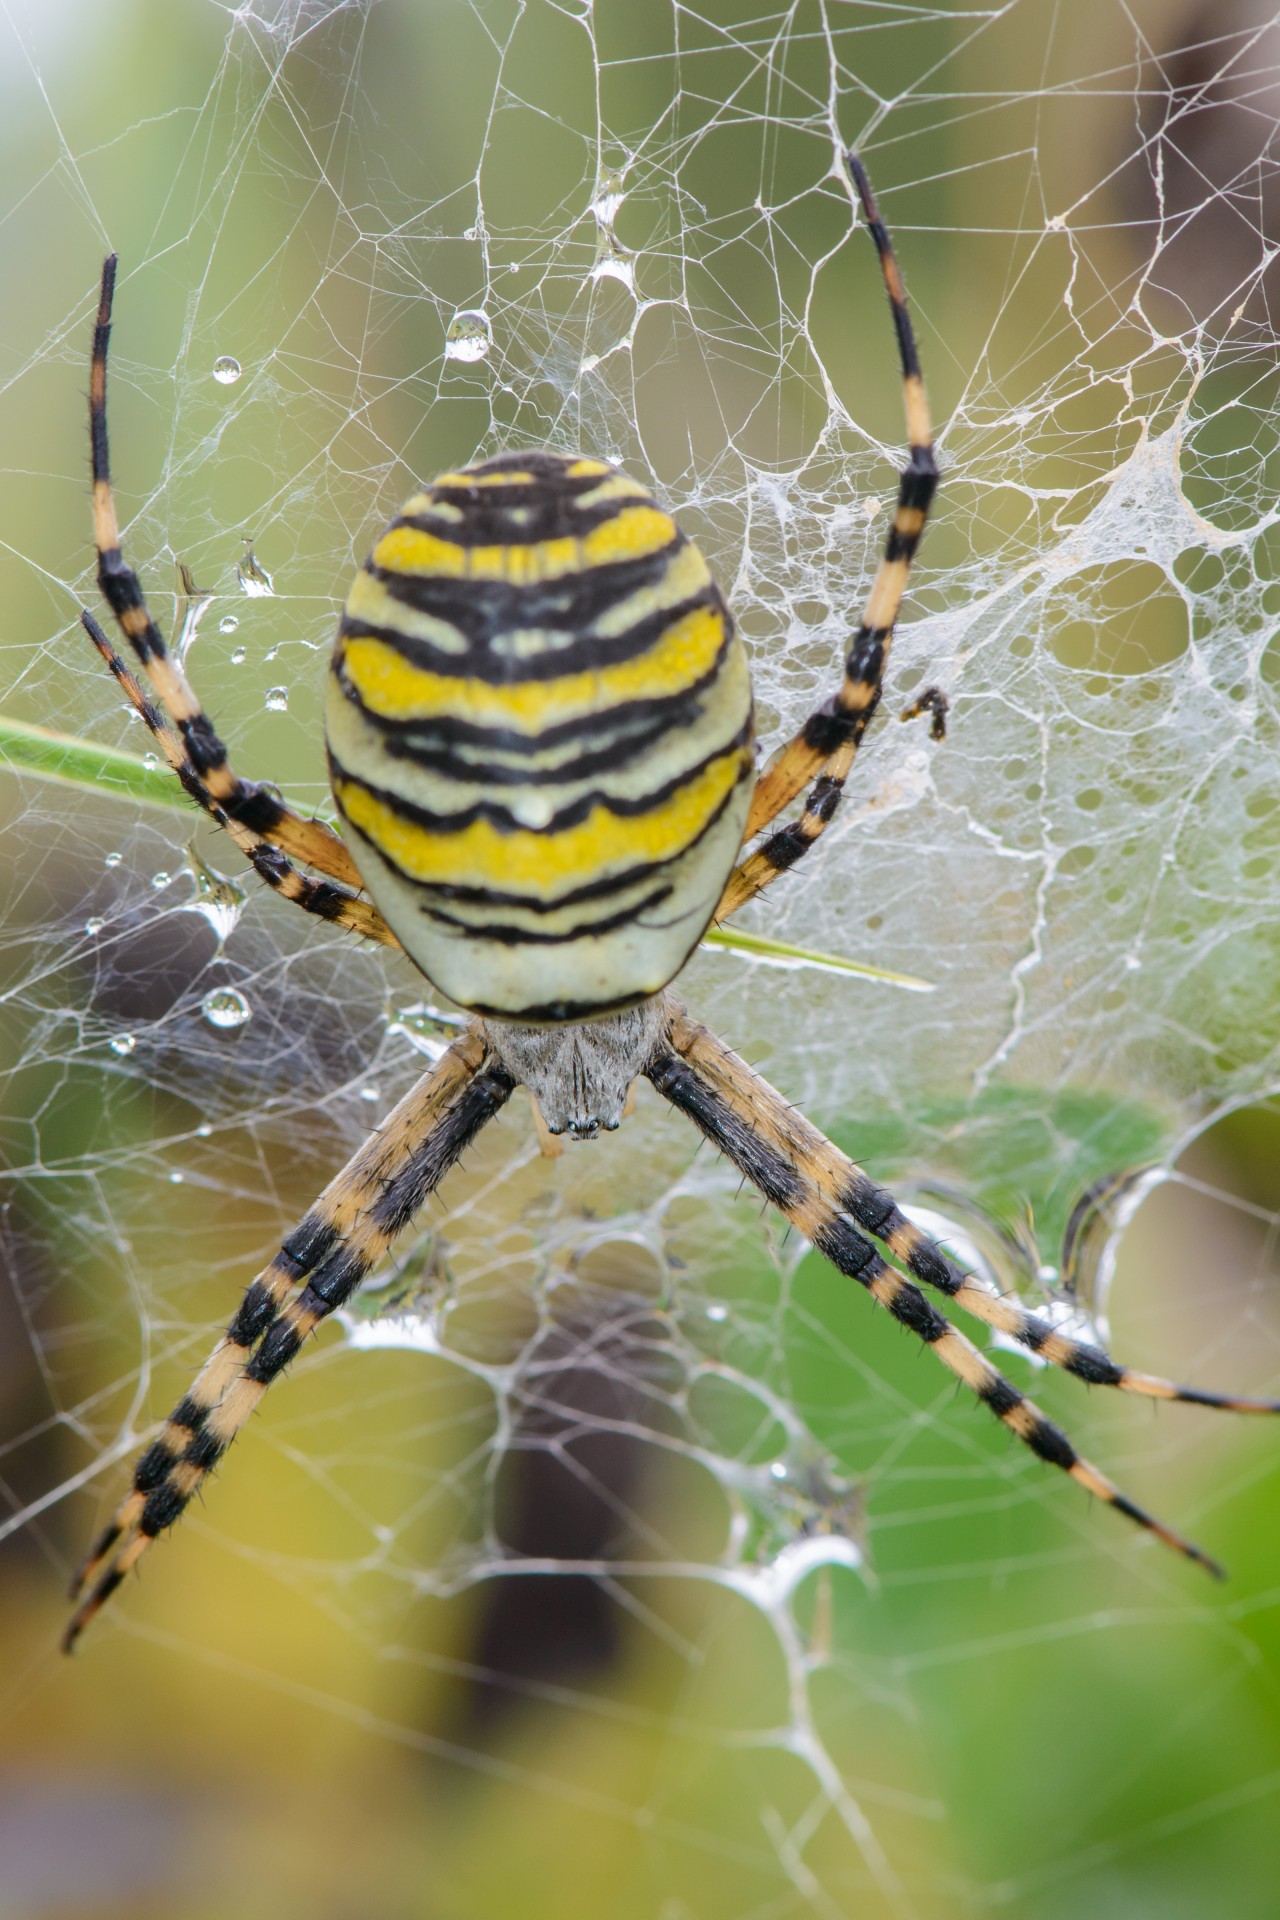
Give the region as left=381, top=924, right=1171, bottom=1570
left=716, top=151, right=939, bottom=924
left=647, top=1003, right=1277, bottom=1573
left=86, top=255, right=366, bottom=895
left=80, top=609, right=399, bottom=950
left=63, top=1024, right=513, bottom=1652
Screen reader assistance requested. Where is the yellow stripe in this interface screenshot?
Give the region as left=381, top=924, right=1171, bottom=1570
left=340, top=601, right=729, bottom=734
left=335, top=746, right=750, bottom=893
left=372, top=503, right=677, bottom=584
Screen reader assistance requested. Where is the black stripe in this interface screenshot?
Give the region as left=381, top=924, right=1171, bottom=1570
left=140, top=1481, right=189, bottom=1537
left=415, top=883, right=675, bottom=947
left=1022, top=1415, right=1077, bottom=1471
left=344, top=570, right=721, bottom=684
left=646, top=1051, right=806, bottom=1211
left=133, top=1439, right=179, bottom=1492
left=979, top=1375, right=1023, bottom=1417
left=245, top=1318, right=304, bottom=1385
left=335, top=633, right=738, bottom=780
left=337, top=753, right=745, bottom=913
left=329, top=719, right=751, bottom=840
left=1063, top=1344, right=1125, bottom=1388
left=882, top=1275, right=950, bottom=1343
left=396, top=487, right=657, bottom=550
left=227, top=1278, right=279, bottom=1348
left=810, top=1215, right=878, bottom=1285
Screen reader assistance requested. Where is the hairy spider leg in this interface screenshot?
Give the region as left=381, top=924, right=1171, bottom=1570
left=649, top=1005, right=1280, bottom=1574
left=64, top=1028, right=512, bottom=1652
left=81, top=610, right=399, bottom=949
left=717, top=149, right=941, bottom=923
left=670, top=1010, right=1280, bottom=1417
left=86, top=254, right=365, bottom=894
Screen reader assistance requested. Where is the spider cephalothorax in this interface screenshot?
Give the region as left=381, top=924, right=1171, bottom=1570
left=64, top=151, right=1280, bottom=1653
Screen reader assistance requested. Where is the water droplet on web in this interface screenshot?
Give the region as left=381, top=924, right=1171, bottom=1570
left=212, top=355, right=242, bottom=385
left=220, top=615, right=239, bottom=635
left=705, top=1302, right=728, bottom=1323
left=84, top=916, right=104, bottom=935
left=231, top=647, right=246, bottom=666
left=265, top=686, right=288, bottom=712
left=591, top=170, right=625, bottom=229
left=109, top=1033, right=136, bottom=1057
left=386, top=1000, right=469, bottom=1061
left=104, top=851, right=122, bottom=868
left=589, top=233, right=635, bottom=291
left=196, top=1121, right=212, bottom=1138
left=359, top=1084, right=380, bottom=1103
left=201, top=986, right=252, bottom=1030
left=169, top=1170, right=185, bottom=1184
left=185, top=843, right=246, bottom=944
left=152, top=870, right=171, bottom=890
left=237, top=542, right=274, bottom=596
left=445, top=309, right=492, bottom=363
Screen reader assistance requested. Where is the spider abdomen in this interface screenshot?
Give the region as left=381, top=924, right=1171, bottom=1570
left=326, top=451, right=754, bottom=1021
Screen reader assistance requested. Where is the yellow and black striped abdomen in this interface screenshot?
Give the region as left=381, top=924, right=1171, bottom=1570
left=326, top=452, right=754, bottom=1020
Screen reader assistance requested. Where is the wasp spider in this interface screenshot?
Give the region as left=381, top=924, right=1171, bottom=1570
left=64, top=152, right=1279, bottom=1651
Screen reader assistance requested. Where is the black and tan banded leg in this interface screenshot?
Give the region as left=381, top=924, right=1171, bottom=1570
left=87, top=255, right=374, bottom=904
left=63, top=1024, right=513, bottom=1651
left=716, top=150, right=939, bottom=924
left=80, top=606, right=398, bottom=950
left=647, top=1004, right=1280, bottom=1573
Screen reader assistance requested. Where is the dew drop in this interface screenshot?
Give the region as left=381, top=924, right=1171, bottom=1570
left=359, top=1084, right=380, bottom=1103
left=84, top=916, right=105, bottom=935
left=705, top=1302, right=728, bottom=1323
left=196, top=1121, right=213, bottom=1138
left=230, top=647, right=246, bottom=666
left=104, top=851, right=122, bottom=868
left=169, top=1170, right=185, bottom=1184
left=186, top=844, right=247, bottom=944
left=109, top=1033, right=136, bottom=1057
left=212, top=355, right=242, bottom=385
left=265, top=686, right=288, bottom=712
left=445, top=309, right=492, bottom=363
left=151, top=871, right=171, bottom=890
left=237, top=542, right=274, bottom=597
left=220, top=615, right=239, bottom=635
left=590, top=170, right=625, bottom=229
left=589, top=238, right=635, bottom=291
left=201, top=986, right=252, bottom=1031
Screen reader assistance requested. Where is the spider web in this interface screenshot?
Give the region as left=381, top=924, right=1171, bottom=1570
left=3, top=2, right=1280, bottom=1914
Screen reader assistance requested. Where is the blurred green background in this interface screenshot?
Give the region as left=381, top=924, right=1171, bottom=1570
left=3, top=3, right=1280, bottom=1916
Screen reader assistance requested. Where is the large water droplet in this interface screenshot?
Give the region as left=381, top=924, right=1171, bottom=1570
left=230, top=647, right=246, bottom=666
left=109, top=1033, right=136, bottom=1057
left=84, top=916, right=105, bottom=935
left=445, top=309, right=492, bottom=363
left=201, top=986, right=252, bottom=1030
left=212, top=355, right=242, bottom=385
left=265, top=686, right=288, bottom=712
left=219, top=614, right=239, bottom=635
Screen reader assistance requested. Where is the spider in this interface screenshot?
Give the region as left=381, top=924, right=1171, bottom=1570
left=64, top=151, right=1279, bottom=1652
